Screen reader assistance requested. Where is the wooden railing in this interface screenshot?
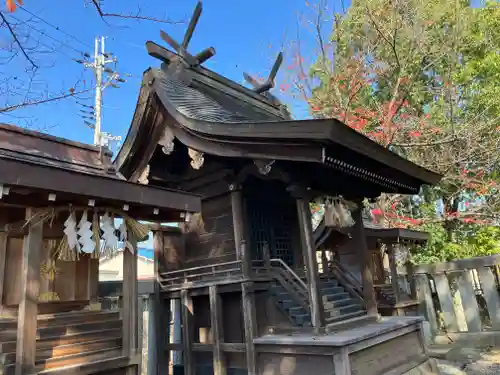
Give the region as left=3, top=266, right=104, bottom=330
left=400, top=255, right=500, bottom=337
left=158, top=260, right=244, bottom=290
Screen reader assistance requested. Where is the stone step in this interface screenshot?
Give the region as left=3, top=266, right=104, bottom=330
left=320, top=286, right=345, bottom=295
left=324, top=297, right=359, bottom=310
left=325, top=309, right=366, bottom=324
left=325, top=304, right=363, bottom=319
left=322, top=292, right=350, bottom=303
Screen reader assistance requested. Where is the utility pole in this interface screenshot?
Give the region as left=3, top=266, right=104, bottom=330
left=77, top=36, right=126, bottom=146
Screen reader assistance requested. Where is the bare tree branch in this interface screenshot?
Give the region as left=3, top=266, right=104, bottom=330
left=90, top=0, right=183, bottom=25
left=0, top=11, right=37, bottom=68
left=0, top=88, right=92, bottom=113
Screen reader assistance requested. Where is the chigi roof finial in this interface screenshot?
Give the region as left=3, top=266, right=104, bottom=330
left=243, top=52, right=283, bottom=94
left=146, top=1, right=215, bottom=67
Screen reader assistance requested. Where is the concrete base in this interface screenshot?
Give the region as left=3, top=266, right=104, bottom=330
left=254, top=316, right=431, bottom=375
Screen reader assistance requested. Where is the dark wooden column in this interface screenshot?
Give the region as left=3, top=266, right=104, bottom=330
left=16, top=208, right=43, bottom=375
left=389, top=243, right=401, bottom=304
left=289, top=185, right=325, bottom=330
left=123, top=236, right=139, bottom=360
left=151, top=228, right=170, bottom=375
left=241, top=282, right=257, bottom=375
left=181, top=289, right=194, bottom=375
left=209, top=285, right=227, bottom=375
left=353, top=205, right=378, bottom=316
left=229, top=183, right=245, bottom=260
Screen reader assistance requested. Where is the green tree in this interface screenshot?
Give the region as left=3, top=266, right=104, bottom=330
left=293, top=0, right=500, bottom=261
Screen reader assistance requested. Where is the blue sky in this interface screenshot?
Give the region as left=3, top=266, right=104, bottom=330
left=1, top=0, right=344, bottom=148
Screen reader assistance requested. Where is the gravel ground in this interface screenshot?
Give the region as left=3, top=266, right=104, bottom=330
left=436, top=347, right=500, bottom=375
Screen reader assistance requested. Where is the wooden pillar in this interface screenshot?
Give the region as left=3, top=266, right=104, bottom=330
left=123, top=236, right=138, bottom=360
left=353, top=205, right=378, bottom=316
left=321, top=250, right=329, bottom=275
left=209, top=285, right=227, bottom=375
left=15, top=208, right=43, bottom=375
left=241, top=282, right=257, bottom=375
left=262, top=241, right=271, bottom=270
left=455, top=270, right=482, bottom=332
left=151, top=229, right=169, bottom=375
left=389, top=243, right=401, bottom=304
left=0, top=229, right=7, bottom=308
left=477, top=266, right=500, bottom=330
left=181, top=289, right=194, bottom=375
left=291, top=186, right=325, bottom=330
left=433, top=273, right=459, bottom=332
left=230, top=183, right=245, bottom=260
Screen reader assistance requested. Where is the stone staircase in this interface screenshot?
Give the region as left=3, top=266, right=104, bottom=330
left=0, top=310, right=124, bottom=375
left=270, top=277, right=365, bottom=327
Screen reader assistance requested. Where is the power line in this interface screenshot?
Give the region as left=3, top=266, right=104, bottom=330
left=18, top=6, right=93, bottom=50
left=7, top=13, right=87, bottom=57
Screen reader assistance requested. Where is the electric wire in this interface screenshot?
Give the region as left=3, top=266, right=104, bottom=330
left=18, top=6, right=93, bottom=50
left=7, top=13, right=87, bottom=57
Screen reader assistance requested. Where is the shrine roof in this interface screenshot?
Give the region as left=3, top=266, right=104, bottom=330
left=115, top=2, right=442, bottom=198
left=0, top=123, right=201, bottom=220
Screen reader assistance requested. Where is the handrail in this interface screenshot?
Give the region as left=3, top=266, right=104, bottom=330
left=269, top=258, right=308, bottom=292
left=326, top=259, right=364, bottom=302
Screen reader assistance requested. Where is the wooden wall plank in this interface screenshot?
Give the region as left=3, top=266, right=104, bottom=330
left=456, top=270, right=482, bottom=332
left=477, top=266, right=500, bottom=330
left=432, top=273, right=458, bottom=332
left=74, top=255, right=90, bottom=301
left=15, top=208, right=43, bottom=375
left=54, top=259, right=76, bottom=301
left=181, top=289, right=194, bottom=375
left=3, top=237, right=23, bottom=306
left=209, top=285, right=227, bottom=375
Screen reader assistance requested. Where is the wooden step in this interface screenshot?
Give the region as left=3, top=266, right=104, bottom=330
left=37, top=319, right=122, bottom=339
left=1, top=327, right=121, bottom=354
left=37, top=311, right=120, bottom=329
left=2, top=346, right=123, bottom=375
left=0, top=319, right=16, bottom=331
left=1, top=337, right=122, bottom=365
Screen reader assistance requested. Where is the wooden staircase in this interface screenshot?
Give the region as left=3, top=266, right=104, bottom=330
left=0, top=310, right=124, bottom=375
left=268, top=260, right=365, bottom=327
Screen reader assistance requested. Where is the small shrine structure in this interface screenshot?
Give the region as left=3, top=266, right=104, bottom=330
left=315, top=219, right=429, bottom=316
left=115, top=3, right=443, bottom=375
left=0, top=124, right=201, bottom=375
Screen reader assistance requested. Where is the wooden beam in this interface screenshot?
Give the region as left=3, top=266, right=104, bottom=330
left=15, top=208, right=43, bottom=375
left=241, top=282, right=257, bottom=375
left=123, top=237, right=138, bottom=359
left=209, top=285, right=227, bottom=375
left=181, top=289, right=194, bottom=375
left=353, top=206, right=378, bottom=316
left=293, top=189, right=325, bottom=329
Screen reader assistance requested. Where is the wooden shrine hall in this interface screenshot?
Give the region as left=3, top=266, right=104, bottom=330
left=0, top=124, right=201, bottom=375
left=114, top=3, right=443, bottom=375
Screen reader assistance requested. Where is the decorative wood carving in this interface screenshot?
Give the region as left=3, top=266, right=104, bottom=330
left=188, top=148, right=204, bottom=170
left=158, top=127, right=175, bottom=155
left=253, top=159, right=275, bottom=175
left=137, top=164, right=150, bottom=185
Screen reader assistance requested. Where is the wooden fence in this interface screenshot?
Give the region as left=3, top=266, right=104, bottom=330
left=401, top=254, right=500, bottom=337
